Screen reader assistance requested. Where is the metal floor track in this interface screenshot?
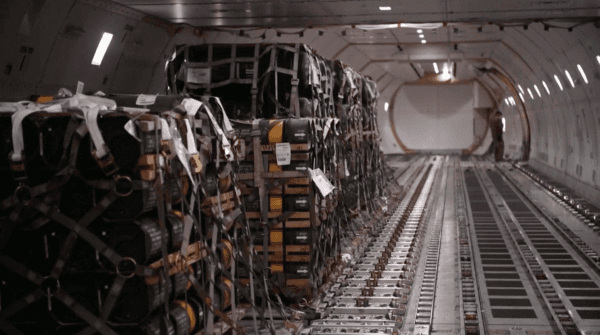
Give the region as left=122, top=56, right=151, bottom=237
left=299, top=156, right=600, bottom=335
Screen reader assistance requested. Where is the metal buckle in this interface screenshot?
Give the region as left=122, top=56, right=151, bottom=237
left=9, top=153, right=27, bottom=182
left=92, top=150, right=118, bottom=176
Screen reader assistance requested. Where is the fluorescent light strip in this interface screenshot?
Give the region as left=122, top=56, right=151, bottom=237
left=502, top=118, right=506, bottom=132
left=534, top=85, right=541, bottom=97
left=519, top=93, right=525, bottom=102
left=565, top=70, right=575, bottom=88
left=419, top=34, right=425, bottom=38
left=505, top=98, right=509, bottom=105
left=577, top=64, right=588, bottom=84
left=384, top=102, right=389, bottom=111
left=597, top=55, right=600, bottom=65
left=421, top=40, right=427, bottom=44
left=417, top=29, right=423, bottom=33
left=433, top=62, right=439, bottom=73
left=379, top=6, right=391, bottom=10
left=527, top=88, right=534, bottom=100
left=554, top=75, right=563, bottom=91
left=518, top=85, right=524, bottom=95
left=542, top=81, right=550, bottom=95
left=91, top=32, right=113, bottom=66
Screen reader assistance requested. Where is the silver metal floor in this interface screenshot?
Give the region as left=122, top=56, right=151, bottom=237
left=301, top=155, right=600, bottom=335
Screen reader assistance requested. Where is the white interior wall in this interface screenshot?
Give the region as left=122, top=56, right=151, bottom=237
left=2, top=0, right=599, bottom=199
left=392, top=84, right=474, bottom=151
left=377, top=81, right=403, bottom=154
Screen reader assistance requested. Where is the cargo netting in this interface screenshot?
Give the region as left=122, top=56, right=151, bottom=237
left=0, top=43, right=402, bottom=335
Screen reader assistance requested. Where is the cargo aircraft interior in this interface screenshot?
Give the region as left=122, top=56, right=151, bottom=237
left=1, top=0, right=600, bottom=334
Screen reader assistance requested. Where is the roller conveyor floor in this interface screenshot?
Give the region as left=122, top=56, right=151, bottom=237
left=299, top=156, right=600, bottom=335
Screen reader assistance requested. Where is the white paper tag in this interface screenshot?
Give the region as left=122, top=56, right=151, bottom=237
left=182, top=98, right=201, bottom=116
left=187, top=68, right=211, bottom=84
left=76, top=81, right=84, bottom=94
left=275, top=143, right=291, bottom=166
left=136, top=94, right=157, bottom=106
left=124, top=120, right=141, bottom=142
left=159, top=118, right=172, bottom=140
left=309, top=168, right=335, bottom=197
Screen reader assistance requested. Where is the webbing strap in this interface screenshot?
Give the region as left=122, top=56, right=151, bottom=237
left=0, top=319, right=27, bottom=335
left=10, top=105, right=47, bottom=162
left=74, top=275, right=128, bottom=335
left=291, top=44, right=301, bottom=117
left=251, top=44, right=260, bottom=118
left=36, top=191, right=121, bottom=278
left=54, top=289, right=119, bottom=335
left=81, top=104, right=108, bottom=158
left=0, top=254, right=117, bottom=335
left=152, top=163, right=172, bottom=317
left=172, top=173, right=271, bottom=330
left=186, top=272, right=247, bottom=334
left=0, top=288, right=44, bottom=320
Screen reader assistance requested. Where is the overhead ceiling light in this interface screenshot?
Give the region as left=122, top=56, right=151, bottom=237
left=379, top=6, right=391, bottom=10
left=577, top=64, right=588, bottom=84
left=565, top=70, right=575, bottom=88
left=517, top=85, right=524, bottom=95
left=384, top=102, right=389, bottom=111
left=505, top=98, right=509, bottom=105
left=542, top=81, right=550, bottom=95
left=419, top=34, right=424, bottom=38
left=433, top=62, right=439, bottom=74
left=91, top=32, right=113, bottom=66
left=417, top=29, right=423, bottom=33
left=527, top=88, right=534, bottom=99
left=401, top=23, right=443, bottom=29
left=519, top=92, right=525, bottom=102
left=502, top=117, right=506, bottom=132
left=597, top=55, right=600, bottom=65
left=421, top=40, right=426, bottom=44
left=534, top=84, right=541, bottom=97
left=554, top=75, right=563, bottom=91
left=356, top=24, right=400, bottom=30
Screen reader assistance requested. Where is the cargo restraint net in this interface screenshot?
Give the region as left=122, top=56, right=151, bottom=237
left=0, top=42, right=397, bottom=335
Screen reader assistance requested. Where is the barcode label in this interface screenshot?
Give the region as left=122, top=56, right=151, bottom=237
left=309, top=168, right=335, bottom=197
left=275, top=143, right=291, bottom=166
left=136, top=94, right=157, bottom=106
